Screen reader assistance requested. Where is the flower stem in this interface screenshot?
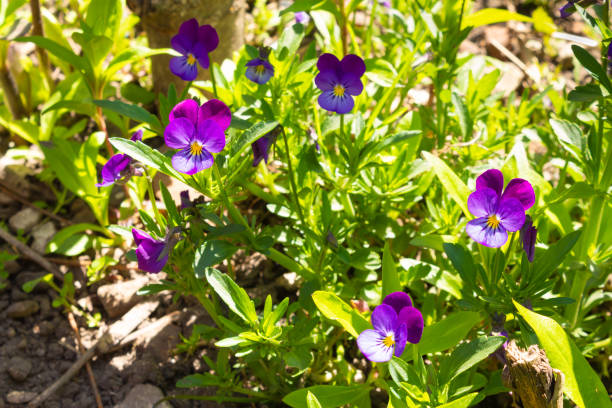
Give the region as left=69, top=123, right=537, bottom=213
left=280, top=127, right=306, bottom=226
left=145, top=171, right=165, bottom=230
left=179, top=80, right=193, bottom=100
left=209, top=66, right=219, bottom=98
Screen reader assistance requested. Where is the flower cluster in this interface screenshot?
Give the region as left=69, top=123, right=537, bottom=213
left=357, top=292, right=423, bottom=362
left=465, top=169, right=535, bottom=248
left=96, top=130, right=143, bottom=187
left=170, top=19, right=219, bottom=81
left=164, top=99, right=231, bottom=174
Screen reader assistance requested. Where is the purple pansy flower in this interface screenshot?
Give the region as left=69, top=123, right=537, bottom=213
left=164, top=99, right=231, bottom=175
left=357, top=292, right=423, bottom=362
left=520, top=215, right=537, bottom=262
left=315, top=53, right=366, bottom=114
left=169, top=19, right=219, bottom=81
left=132, top=228, right=171, bottom=273
left=96, top=130, right=143, bottom=187
left=251, top=127, right=279, bottom=166
left=245, top=58, right=274, bottom=84
left=465, top=169, right=534, bottom=248
left=295, top=11, right=310, bottom=24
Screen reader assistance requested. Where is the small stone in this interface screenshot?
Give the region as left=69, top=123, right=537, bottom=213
left=17, top=337, right=27, bottom=349
left=31, top=221, right=57, bottom=253
left=6, top=300, right=39, bottom=318
left=3, top=260, right=19, bottom=275
left=8, top=207, right=42, bottom=233
left=34, top=320, right=54, bottom=336
left=117, top=384, right=171, bottom=408
left=275, top=272, right=301, bottom=290
left=10, top=287, right=28, bottom=301
left=97, top=277, right=148, bottom=318
left=7, top=356, right=32, bottom=381
left=6, top=390, right=37, bottom=404
left=6, top=327, right=16, bottom=337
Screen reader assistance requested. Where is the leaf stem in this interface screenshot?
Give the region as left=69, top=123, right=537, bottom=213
left=209, top=66, right=219, bottom=99
left=280, top=126, right=306, bottom=226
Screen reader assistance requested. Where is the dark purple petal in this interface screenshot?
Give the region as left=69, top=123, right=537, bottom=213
left=466, top=217, right=508, bottom=248
left=171, top=18, right=198, bottom=54
left=314, top=70, right=339, bottom=91
left=318, top=90, right=354, bottom=114
left=341, top=72, right=364, bottom=96
left=198, top=24, right=219, bottom=53
left=398, top=306, right=424, bottom=344
left=560, top=2, right=574, bottom=18
left=169, top=99, right=200, bottom=124
left=197, top=119, right=225, bottom=153
left=130, top=129, right=143, bottom=142
left=180, top=190, right=192, bottom=210
left=169, top=56, right=198, bottom=81
left=608, top=41, right=612, bottom=60
left=191, top=42, right=210, bottom=70
left=356, top=329, right=394, bottom=362
left=252, top=134, right=273, bottom=166
left=172, top=148, right=213, bottom=175
left=382, top=292, right=412, bottom=315
left=393, top=323, right=408, bottom=357
left=467, top=188, right=499, bottom=217
left=497, top=198, right=525, bottom=232
left=132, top=228, right=168, bottom=273
left=371, top=304, right=398, bottom=333
left=501, top=178, right=535, bottom=210
left=96, top=154, right=130, bottom=187
left=165, top=117, right=194, bottom=149
left=317, top=53, right=340, bottom=73
left=340, top=54, right=366, bottom=78
left=199, top=99, right=231, bottom=131
left=476, top=169, right=504, bottom=197
left=521, top=216, right=537, bottom=262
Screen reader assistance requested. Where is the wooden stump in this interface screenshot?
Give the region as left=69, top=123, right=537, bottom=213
left=502, top=340, right=564, bottom=408
left=126, top=0, right=247, bottom=95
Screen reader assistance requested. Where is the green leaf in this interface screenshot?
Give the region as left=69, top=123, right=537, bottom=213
left=283, top=385, right=370, bottom=408
left=176, top=373, right=222, bottom=388
left=229, top=121, right=279, bottom=157
left=462, top=8, right=532, bottom=28
left=159, top=182, right=180, bottom=227
left=306, top=391, right=323, bottom=408
left=549, top=118, right=584, bottom=162
left=109, top=138, right=189, bottom=184
left=193, top=240, right=238, bottom=271
left=532, top=230, right=581, bottom=282
left=311, top=291, right=371, bottom=337
left=22, top=273, right=53, bottom=293
left=418, top=311, right=481, bottom=355
left=204, top=268, right=258, bottom=325
left=422, top=152, right=470, bottom=216
left=382, top=242, right=402, bottom=298
left=47, top=223, right=111, bottom=254
left=437, top=392, right=479, bottom=408
left=280, top=0, right=340, bottom=20
left=572, top=45, right=612, bottom=93
left=513, top=300, right=612, bottom=408
left=275, top=23, right=305, bottom=61
left=94, top=100, right=162, bottom=133
left=568, top=84, right=602, bottom=102
left=14, top=36, right=92, bottom=75
left=443, top=243, right=476, bottom=290
left=439, top=336, right=505, bottom=385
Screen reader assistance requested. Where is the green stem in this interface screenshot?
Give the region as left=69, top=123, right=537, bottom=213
left=281, top=127, right=306, bottom=225
left=180, top=80, right=193, bottom=100
left=209, top=66, right=218, bottom=98
left=145, top=172, right=165, bottom=229
left=194, top=292, right=223, bottom=328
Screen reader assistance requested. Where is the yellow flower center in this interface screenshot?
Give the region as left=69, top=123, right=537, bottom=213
left=486, top=214, right=501, bottom=229
left=255, top=64, right=266, bottom=74
left=382, top=335, right=395, bottom=348
left=190, top=142, right=203, bottom=156
left=333, top=84, right=345, bottom=97
left=187, top=53, right=196, bottom=65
